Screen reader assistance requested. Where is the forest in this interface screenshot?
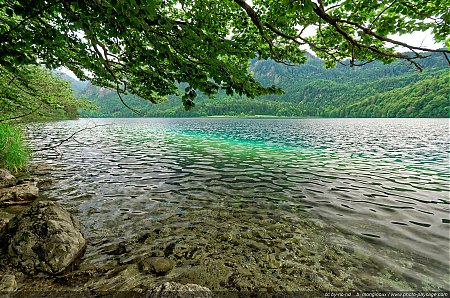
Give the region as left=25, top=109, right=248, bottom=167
left=77, top=52, right=449, bottom=118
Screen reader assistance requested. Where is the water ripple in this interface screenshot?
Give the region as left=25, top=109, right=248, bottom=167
left=27, top=118, right=449, bottom=289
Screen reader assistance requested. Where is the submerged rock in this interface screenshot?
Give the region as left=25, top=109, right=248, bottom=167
left=0, top=218, right=8, bottom=231
left=0, top=182, right=39, bottom=206
left=0, top=169, right=16, bottom=189
left=0, top=201, right=86, bottom=275
left=139, top=256, right=174, bottom=275
left=18, top=177, right=52, bottom=189
left=148, top=282, right=212, bottom=298
left=0, top=274, right=16, bottom=292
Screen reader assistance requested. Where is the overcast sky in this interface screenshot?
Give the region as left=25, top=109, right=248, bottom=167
left=390, top=30, right=444, bottom=50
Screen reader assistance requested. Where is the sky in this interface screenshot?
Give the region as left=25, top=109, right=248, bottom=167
left=389, top=30, right=444, bottom=50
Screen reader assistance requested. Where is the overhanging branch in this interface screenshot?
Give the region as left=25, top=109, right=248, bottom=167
left=233, top=0, right=449, bottom=70
left=34, top=124, right=110, bottom=153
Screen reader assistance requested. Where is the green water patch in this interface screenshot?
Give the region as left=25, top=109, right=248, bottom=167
left=160, top=129, right=450, bottom=178
left=167, top=129, right=314, bottom=153
left=113, top=125, right=449, bottom=183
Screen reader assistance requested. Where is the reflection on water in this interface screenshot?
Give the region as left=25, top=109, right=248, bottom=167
left=27, top=118, right=449, bottom=290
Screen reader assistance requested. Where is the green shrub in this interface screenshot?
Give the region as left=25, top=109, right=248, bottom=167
left=0, top=124, right=30, bottom=172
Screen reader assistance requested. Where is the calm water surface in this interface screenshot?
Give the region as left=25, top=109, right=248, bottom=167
left=27, top=118, right=449, bottom=290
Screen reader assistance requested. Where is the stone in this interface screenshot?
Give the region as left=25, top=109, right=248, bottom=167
left=139, top=257, right=174, bottom=275
left=342, top=245, right=355, bottom=254
left=0, top=218, right=9, bottom=231
left=87, top=264, right=144, bottom=291
left=0, top=182, right=39, bottom=206
left=102, top=243, right=128, bottom=255
left=148, top=282, right=213, bottom=298
left=0, top=275, right=16, bottom=292
left=0, top=169, right=16, bottom=189
left=0, top=201, right=86, bottom=275
left=18, top=177, right=52, bottom=188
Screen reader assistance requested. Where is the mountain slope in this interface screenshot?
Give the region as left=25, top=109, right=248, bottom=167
left=78, top=52, right=449, bottom=118
left=54, top=71, right=89, bottom=96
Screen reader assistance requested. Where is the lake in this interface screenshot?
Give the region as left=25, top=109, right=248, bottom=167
left=27, top=118, right=449, bottom=291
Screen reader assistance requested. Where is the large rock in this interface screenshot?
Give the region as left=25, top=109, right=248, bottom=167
left=148, top=282, right=213, bottom=298
left=0, top=182, right=39, bottom=206
left=0, top=201, right=86, bottom=275
left=0, top=169, right=16, bottom=189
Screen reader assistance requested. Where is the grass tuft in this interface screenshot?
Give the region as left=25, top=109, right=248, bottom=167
left=0, top=123, right=30, bottom=173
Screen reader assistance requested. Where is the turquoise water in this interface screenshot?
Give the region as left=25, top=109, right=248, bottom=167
left=28, top=118, right=449, bottom=291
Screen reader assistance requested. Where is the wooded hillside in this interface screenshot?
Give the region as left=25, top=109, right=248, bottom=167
left=77, top=52, right=449, bottom=118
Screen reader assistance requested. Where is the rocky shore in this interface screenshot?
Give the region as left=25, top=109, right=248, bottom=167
left=0, top=167, right=355, bottom=296
left=0, top=168, right=213, bottom=297
left=0, top=169, right=38, bottom=208
left=2, top=167, right=446, bottom=296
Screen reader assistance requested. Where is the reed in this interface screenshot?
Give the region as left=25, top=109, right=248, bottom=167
left=0, top=124, right=30, bottom=172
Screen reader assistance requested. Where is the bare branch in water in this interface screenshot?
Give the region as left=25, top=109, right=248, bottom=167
left=33, top=124, right=110, bottom=155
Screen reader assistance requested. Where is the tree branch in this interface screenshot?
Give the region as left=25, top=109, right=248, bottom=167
left=336, top=18, right=450, bottom=55
left=232, top=0, right=448, bottom=70
left=0, top=106, right=41, bottom=123
left=1, top=1, right=63, bottom=39
left=232, top=0, right=276, bottom=57
left=116, top=87, right=142, bottom=114
left=33, top=124, right=110, bottom=153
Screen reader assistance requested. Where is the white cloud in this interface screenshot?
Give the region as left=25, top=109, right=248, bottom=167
left=388, top=29, right=444, bottom=51
left=57, top=67, right=78, bottom=80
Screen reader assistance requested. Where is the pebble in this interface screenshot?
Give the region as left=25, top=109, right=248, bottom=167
left=139, top=257, right=174, bottom=275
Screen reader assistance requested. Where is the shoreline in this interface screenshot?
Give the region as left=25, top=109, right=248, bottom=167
left=75, top=116, right=450, bottom=119
left=1, top=141, right=449, bottom=293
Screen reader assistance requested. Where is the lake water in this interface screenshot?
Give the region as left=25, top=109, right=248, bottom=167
left=27, top=118, right=449, bottom=291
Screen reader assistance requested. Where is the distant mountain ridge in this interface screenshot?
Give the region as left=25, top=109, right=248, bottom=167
left=54, top=71, right=88, bottom=96
left=68, top=52, right=449, bottom=118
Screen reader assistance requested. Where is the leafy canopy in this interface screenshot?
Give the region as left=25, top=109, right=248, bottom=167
left=0, top=0, right=448, bottom=110
left=0, top=65, right=82, bottom=122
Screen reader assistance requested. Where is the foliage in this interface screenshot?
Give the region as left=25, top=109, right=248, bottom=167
left=54, top=71, right=89, bottom=96
left=0, top=66, right=83, bottom=171
left=338, top=71, right=449, bottom=117
left=0, top=124, right=30, bottom=172
left=0, top=65, right=82, bottom=122
left=79, top=52, right=449, bottom=118
left=0, top=0, right=448, bottom=111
